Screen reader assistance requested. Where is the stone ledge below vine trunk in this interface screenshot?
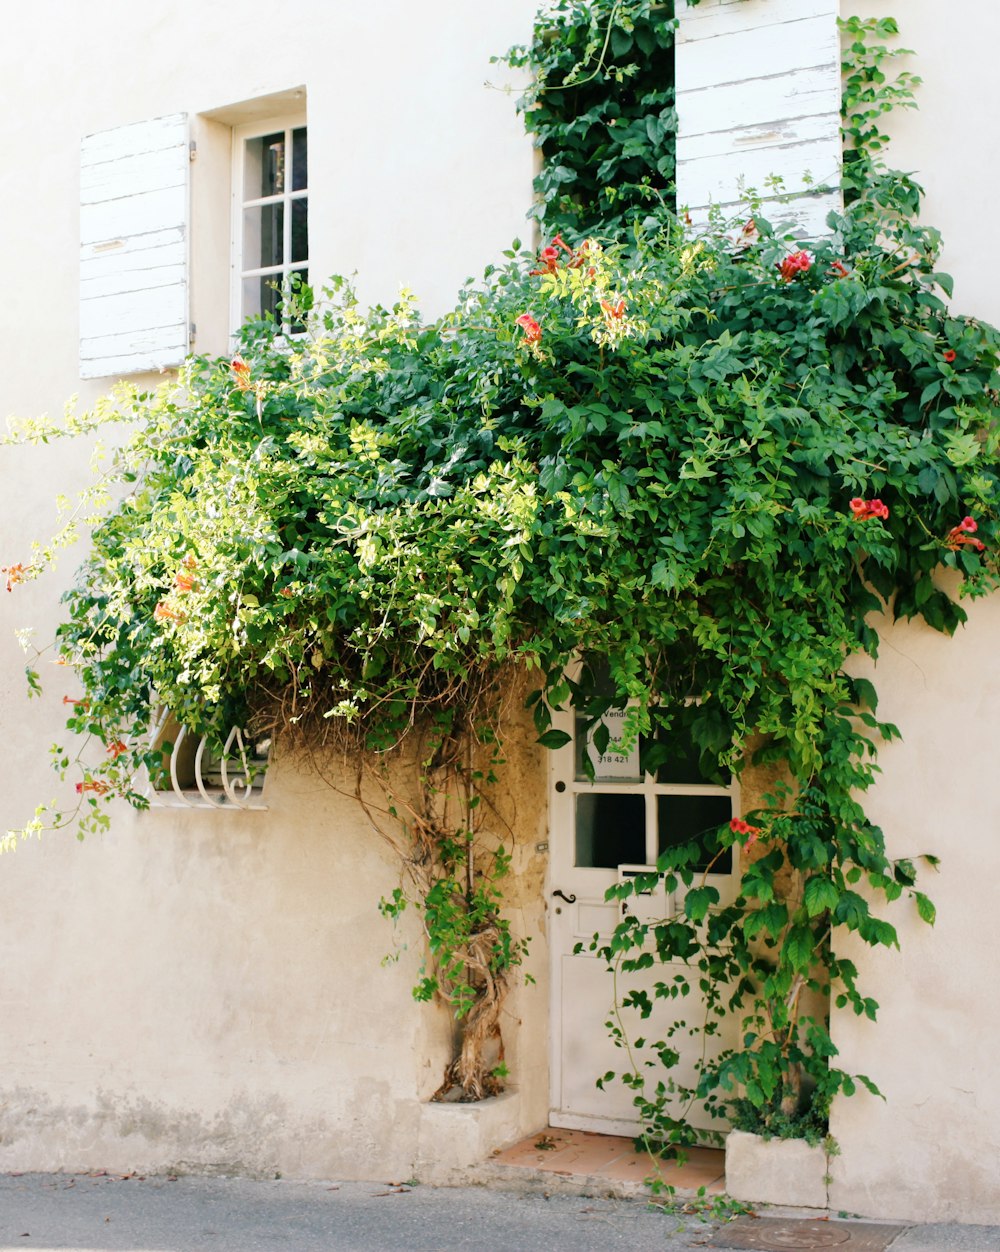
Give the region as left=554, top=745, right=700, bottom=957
left=415, top=1090, right=525, bottom=1184
left=725, top=1129, right=828, bottom=1208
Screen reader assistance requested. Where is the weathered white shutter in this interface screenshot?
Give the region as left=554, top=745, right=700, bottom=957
left=80, top=114, right=189, bottom=379
left=676, top=0, right=841, bottom=237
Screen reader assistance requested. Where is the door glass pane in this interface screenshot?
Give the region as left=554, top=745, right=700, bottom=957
left=292, top=126, right=308, bottom=191
left=291, top=196, right=308, bottom=263
left=647, top=725, right=730, bottom=786
left=657, top=794, right=732, bottom=874
left=244, top=131, right=285, bottom=199
left=576, top=792, right=645, bottom=868
left=653, top=732, right=709, bottom=784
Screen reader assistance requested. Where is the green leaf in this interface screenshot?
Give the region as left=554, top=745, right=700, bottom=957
left=804, top=876, right=839, bottom=918
left=683, top=886, right=719, bottom=923
left=850, top=676, right=878, bottom=713
left=782, top=925, right=815, bottom=973
left=914, top=891, right=936, bottom=925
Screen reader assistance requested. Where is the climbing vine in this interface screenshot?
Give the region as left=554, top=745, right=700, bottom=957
left=502, top=0, right=678, bottom=238
left=3, top=4, right=999, bottom=1124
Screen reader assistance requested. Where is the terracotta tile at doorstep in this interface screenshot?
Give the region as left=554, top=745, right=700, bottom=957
left=601, top=1153, right=661, bottom=1183
left=609, top=1155, right=727, bottom=1194
left=675, top=1147, right=726, bottom=1171
left=542, top=1138, right=637, bottom=1173
left=493, top=1132, right=579, bottom=1169
left=494, top=1131, right=633, bottom=1172
left=602, top=1152, right=727, bottom=1188
left=651, top=1165, right=727, bottom=1193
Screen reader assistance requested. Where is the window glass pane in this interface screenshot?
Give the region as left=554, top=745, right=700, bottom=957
left=244, top=132, right=285, bottom=199
left=292, top=126, right=308, bottom=191
left=576, top=793, right=645, bottom=869
left=657, top=794, right=733, bottom=874
left=242, top=274, right=280, bottom=322
left=286, top=268, right=309, bottom=333
left=243, top=203, right=284, bottom=270
left=291, top=196, right=308, bottom=263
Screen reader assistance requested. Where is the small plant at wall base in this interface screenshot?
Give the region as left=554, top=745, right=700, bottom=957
left=2, top=4, right=998, bottom=1126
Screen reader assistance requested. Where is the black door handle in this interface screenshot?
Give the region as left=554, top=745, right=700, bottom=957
left=552, top=889, right=577, bottom=904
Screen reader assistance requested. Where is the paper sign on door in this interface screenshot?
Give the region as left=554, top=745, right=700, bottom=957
left=588, top=706, right=641, bottom=781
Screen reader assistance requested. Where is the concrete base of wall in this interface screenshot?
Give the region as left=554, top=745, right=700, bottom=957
left=415, top=1090, right=525, bottom=1183
left=725, top=1130, right=828, bottom=1208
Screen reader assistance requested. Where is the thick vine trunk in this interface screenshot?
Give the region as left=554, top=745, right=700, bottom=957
left=432, top=923, right=510, bottom=1102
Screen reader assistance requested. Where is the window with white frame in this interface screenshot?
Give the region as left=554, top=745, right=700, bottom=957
left=232, top=116, right=308, bottom=331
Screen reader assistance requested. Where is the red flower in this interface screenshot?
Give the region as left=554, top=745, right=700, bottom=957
left=778, top=250, right=813, bottom=282
left=515, top=313, right=542, bottom=344
left=230, top=354, right=252, bottom=391
left=735, top=219, right=759, bottom=250
left=174, top=572, right=196, bottom=593
left=106, top=740, right=128, bottom=759
left=154, top=601, right=185, bottom=624
left=600, top=299, right=626, bottom=320
left=943, top=349, right=957, bottom=363
left=63, top=696, right=88, bottom=708
left=730, top=817, right=763, bottom=850
left=1, top=562, right=27, bottom=592
left=829, top=260, right=849, bottom=277
left=534, top=235, right=591, bottom=274
left=945, top=516, right=986, bottom=552
left=75, top=780, right=110, bottom=796
left=850, top=498, right=889, bottom=521
left=568, top=240, right=592, bottom=270
left=280, top=587, right=295, bottom=598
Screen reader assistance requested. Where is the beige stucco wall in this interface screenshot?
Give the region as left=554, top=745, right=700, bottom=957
left=3, top=0, right=1000, bottom=1205
left=831, top=594, right=1000, bottom=1223
left=0, top=0, right=550, bottom=1181
left=841, top=0, right=1000, bottom=323
left=829, top=1, right=1000, bottom=1221
left=0, top=730, right=550, bottom=1182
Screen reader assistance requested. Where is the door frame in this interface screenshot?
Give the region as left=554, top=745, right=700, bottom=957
left=546, top=701, right=740, bottom=1134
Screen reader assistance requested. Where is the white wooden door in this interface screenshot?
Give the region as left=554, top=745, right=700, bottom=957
left=547, top=705, right=740, bottom=1137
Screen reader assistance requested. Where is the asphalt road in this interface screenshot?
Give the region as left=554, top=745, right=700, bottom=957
left=2, top=1173, right=999, bottom=1252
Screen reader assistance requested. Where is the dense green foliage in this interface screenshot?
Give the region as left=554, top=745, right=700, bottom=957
left=503, top=0, right=678, bottom=238
left=5, top=2, right=999, bottom=1123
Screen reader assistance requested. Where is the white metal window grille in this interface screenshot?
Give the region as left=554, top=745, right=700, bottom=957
left=232, top=117, right=308, bottom=331
left=147, top=707, right=270, bottom=810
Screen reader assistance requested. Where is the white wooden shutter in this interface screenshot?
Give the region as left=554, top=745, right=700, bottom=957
left=676, top=0, right=841, bottom=237
left=80, top=114, right=189, bottom=379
